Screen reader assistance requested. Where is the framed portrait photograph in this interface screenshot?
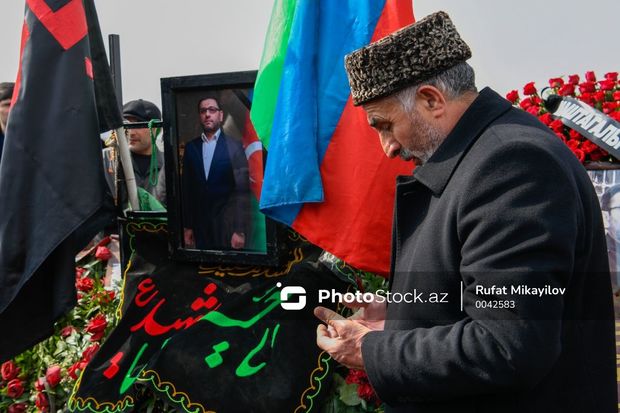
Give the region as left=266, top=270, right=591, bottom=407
left=161, top=71, right=285, bottom=266
left=588, top=166, right=620, bottom=317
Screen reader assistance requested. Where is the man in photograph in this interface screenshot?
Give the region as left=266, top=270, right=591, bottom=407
left=601, top=184, right=620, bottom=273
left=182, top=96, right=249, bottom=250
left=600, top=184, right=620, bottom=319
left=314, top=11, right=616, bottom=413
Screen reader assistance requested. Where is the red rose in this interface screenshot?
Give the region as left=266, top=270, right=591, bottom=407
left=558, top=84, right=575, bottom=97
left=505, top=90, right=519, bottom=104
left=568, top=130, right=582, bottom=141
left=538, top=113, right=553, bottom=126
left=568, top=74, right=580, bottom=85
left=1, top=361, right=20, bottom=381
left=7, top=403, right=27, bottom=413
left=45, top=365, right=62, bottom=388
left=61, top=325, right=75, bottom=338
left=68, top=360, right=88, bottom=380
left=579, top=82, right=596, bottom=94
left=549, top=77, right=564, bottom=88
left=555, top=132, right=567, bottom=143
left=579, top=92, right=594, bottom=106
left=35, top=377, right=46, bottom=391
left=550, top=119, right=565, bottom=133
left=68, top=362, right=81, bottom=380
left=526, top=106, right=539, bottom=116
left=613, top=91, right=620, bottom=101
left=35, top=392, right=49, bottom=412
left=345, top=369, right=368, bottom=385
left=7, top=378, right=24, bottom=398
left=82, top=343, right=100, bottom=363
left=75, top=267, right=86, bottom=278
left=592, top=90, right=605, bottom=106
left=519, top=97, right=534, bottom=110
left=95, top=246, right=112, bottom=261
left=581, top=140, right=599, bottom=154
left=85, top=314, right=108, bottom=341
left=610, top=111, right=620, bottom=122
left=599, top=80, right=615, bottom=91
left=357, top=382, right=376, bottom=402
left=571, top=148, right=586, bottom=163
left=585, top=71, right=597, bottom=82
left=603, top=102, right=618, bottom=114
left=605, top=72, right=618, bottom=82
left=523, top=81, right=537, bottom=95
left=76, top=276, right=94, bottom=292
left=566, top=139, right=580, bottom=150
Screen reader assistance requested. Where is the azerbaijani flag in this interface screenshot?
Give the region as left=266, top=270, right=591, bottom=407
left=251, top=0, right=414, bottom=275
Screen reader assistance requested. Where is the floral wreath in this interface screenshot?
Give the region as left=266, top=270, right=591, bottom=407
left=506, top=70, right=620, bottom=164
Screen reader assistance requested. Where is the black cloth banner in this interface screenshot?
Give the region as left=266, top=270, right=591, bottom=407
left=547, top=95, right=620, bottom=159
left=0, top=0, right=119, bottom=361
left=69, top=221, right=350, bottom=413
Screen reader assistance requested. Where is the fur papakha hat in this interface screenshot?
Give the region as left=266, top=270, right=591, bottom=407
left=344, top=11, right=472, bottom=106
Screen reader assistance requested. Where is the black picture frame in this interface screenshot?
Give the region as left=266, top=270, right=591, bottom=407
left=161, top=70, right=285, bottom=266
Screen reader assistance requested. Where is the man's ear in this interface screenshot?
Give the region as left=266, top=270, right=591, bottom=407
left=416, top=85, right=446, bottom=118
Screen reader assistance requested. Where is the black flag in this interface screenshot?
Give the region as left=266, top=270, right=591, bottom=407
left=0, top=0, right=122, bottom=361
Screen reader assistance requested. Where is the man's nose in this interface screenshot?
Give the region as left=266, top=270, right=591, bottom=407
left=380, top=136, right=400, bottom=159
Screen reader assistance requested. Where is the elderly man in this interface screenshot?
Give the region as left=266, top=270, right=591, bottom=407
left=0, top=82, right=14, bottom=163
left=315, top=11, right=616, bottom=413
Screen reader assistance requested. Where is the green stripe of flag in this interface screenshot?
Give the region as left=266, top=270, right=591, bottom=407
left=250, top=0, right=298, bottom=150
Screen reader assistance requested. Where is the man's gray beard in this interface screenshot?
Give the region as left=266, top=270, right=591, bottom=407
left=400, top=111, right=446, bottom=165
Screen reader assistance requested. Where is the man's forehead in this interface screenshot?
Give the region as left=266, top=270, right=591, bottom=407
left=200, top=98, right=218, bottom=107
left=363, top=97, right=398, bottom=119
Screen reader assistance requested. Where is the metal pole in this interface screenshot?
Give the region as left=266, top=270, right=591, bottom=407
left=107, top=34, right=139, bottom=211
left=108, top=34, right=123, bottom=109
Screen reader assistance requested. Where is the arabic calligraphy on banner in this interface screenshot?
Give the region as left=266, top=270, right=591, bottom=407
left=68, top=221, right=349, bottom=413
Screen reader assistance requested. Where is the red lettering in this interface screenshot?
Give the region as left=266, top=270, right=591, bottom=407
left=103, top=352, right=124, bottom=379
left=135, top=278, right=158, bottom=307
left=130, top=299, right=205, bottom=337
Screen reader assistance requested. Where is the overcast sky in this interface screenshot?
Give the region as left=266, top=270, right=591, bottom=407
left=0, top=0, right=617, bottom=110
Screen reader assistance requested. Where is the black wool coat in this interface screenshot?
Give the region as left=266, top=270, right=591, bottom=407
left=362, top=88, right=617, bottom=413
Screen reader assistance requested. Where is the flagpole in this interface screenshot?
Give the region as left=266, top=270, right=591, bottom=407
left=115, top=127, right=140, bottom=210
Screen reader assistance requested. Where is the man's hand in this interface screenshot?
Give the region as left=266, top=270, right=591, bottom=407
left=231, top=232, right=245, bottom=249
left=184, top=228, right=195, bottom=248
left=314, top=306, right=371, bottom=370
left=343, top=294, right=387, bottom=331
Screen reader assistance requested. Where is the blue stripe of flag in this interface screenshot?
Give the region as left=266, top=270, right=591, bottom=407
left=259, top=0, right=386, bottom=225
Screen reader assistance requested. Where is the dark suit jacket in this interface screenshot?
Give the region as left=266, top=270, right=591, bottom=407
left=362, top=88, right=617, bottom=412
left=182, top=132, right=250, bottom=249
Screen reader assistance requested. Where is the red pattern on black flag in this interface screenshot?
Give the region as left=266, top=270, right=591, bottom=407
left=0, top=0, right=120, bottom=362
